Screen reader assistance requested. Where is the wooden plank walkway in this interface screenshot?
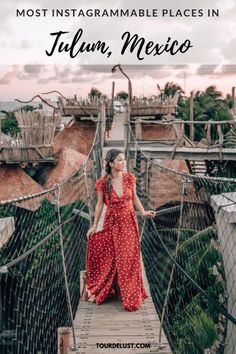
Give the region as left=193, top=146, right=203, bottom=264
left=69, top=114, right=172, bottom=354
left=70, top=262, right=172, bottom=354
left=106, top=112, right=125, bottom=142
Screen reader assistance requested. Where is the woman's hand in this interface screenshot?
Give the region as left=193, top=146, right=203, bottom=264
left=142, top=210, right=156, bottom=218
left=87, top=225, right=97, bottom=239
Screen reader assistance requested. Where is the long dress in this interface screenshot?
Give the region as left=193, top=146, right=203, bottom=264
left=86, top=172, right=148, bottom=312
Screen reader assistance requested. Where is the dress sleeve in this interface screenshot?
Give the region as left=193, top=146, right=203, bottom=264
left=95, top=177, right=104, bottom=192
left=128, top=172, right=136, bottom=188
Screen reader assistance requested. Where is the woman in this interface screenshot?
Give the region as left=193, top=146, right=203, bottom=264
left=86, top=149, right=156, bottom=312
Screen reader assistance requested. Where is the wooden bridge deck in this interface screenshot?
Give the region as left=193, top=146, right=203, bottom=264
left=69, top=113, right=172, bottom=354
left=70, top=262, right=172, bottom=354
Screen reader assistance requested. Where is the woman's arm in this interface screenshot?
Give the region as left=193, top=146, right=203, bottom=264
left=132, top=185, right=145, bottom=216
left=93, top=190, right=104, bottom=226
left=132, top=182, right=156, bottom=218
left=87, top=190, right=104, bottom=238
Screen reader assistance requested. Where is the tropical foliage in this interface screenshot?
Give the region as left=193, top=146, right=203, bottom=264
left=0, top=104, right=41, bottom=137
left=116, top=91, right=128, bottom=101
left=0, top=111, right=20, bottom=136
left=177, top=85, right=233, bottom=142
left=157, top=82, right=184, bottom=98
left=88, top=87, right=102, bottom=100
left=144, top=224, right=226, bottom=354
left=170, top=226, right=225, bottom=354
left=160, top=83, right=235, bottom=177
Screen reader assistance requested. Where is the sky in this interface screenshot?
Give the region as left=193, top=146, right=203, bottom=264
left=0, top=0, right=236, bottom=100
left=1, top=64, right=236, bottom=101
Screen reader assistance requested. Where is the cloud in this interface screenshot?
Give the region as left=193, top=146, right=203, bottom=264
left=17, top=64, right=46, bottom=80
left=196, top=64, right=236, bottom=76
left=75, top=64, right=176, bottom=79
left=221, top=65, right=236, bottom=75
left=0, top=78, right=10, bottom=84
left=30, top=64, right=192, bottom=86
left=36, top=66, right=72, bottom=83
left=24, top=64, right=44, bottom=74
left=54, top=66, right=72, bottom=78
left=0, top=65, right=19, bottom=84
left=196, top=65, right=218, bottom=75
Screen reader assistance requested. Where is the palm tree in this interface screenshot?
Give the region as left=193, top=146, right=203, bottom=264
left=88, top=87, right=102, bottom=101
left=205, top=85, right=222, bottom=99
left=178, top=86, right=233, bottom=142
left=157, top=81, right=184, bottom=99
left=116, top=91, right=128, bottom=101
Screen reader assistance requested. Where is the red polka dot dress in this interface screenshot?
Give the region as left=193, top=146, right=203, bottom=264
left=86, top=172, right=148, bottom=311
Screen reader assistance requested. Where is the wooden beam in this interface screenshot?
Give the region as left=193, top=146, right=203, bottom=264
left=0, top=217, right=15, bottom=248
left=129, top=146, right=236, bottom=161
left=72, top=209, right=90, bottom=221
left=131, top=120, right=236, bottom=125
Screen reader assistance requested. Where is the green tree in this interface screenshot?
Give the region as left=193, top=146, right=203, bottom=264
left=157, top=226, right=225, bottom=353
left=0, top=111, right=20, bottom=137
left=178, top=86, right=233, bottom=142
left=205, top=85, right=222, bottom=99
left=225, top=93, right=233, bottom=109
left=157, top=81, right=184, bottom=98
left=116, top=91, right=128, bottom=101
left=88, top=87, right=102, bottom=100
left=20, top=104, right=38, bottom=111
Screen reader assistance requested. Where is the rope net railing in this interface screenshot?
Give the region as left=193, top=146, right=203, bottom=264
left=127, top=123, right=236, bottom=354
left=2, top=107, right=236, bottom=354
left=0, top=116, right=102, bottom=353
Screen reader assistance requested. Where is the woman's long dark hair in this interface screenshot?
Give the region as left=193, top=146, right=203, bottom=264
left=105, top=149, right=124, bottom=199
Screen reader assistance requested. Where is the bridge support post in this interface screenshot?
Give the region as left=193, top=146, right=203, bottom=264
left=57, top=327, right=72, bottom=354
left=135, top=150, right=142, bottom=198
left=100, top=102, right=106, bottom=147
left=144, top=158, right=151, bottom=209
left=190, top=91, right=194, bottom=142
left=124, top=106, right=130, bottom=165
left=95, top=106, right=105, bottom=179
left=93, top=143, right=102, bottom=179
left=232, top=87, right=236, bottom=117
left=80, top=270, right=88, bottom=301
left=135, top=119, right=142, bottom=140
left=211, top=192, right=236, bottom=354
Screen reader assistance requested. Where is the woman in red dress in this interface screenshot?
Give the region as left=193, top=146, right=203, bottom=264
left=86, top=149, right=156, bottom=312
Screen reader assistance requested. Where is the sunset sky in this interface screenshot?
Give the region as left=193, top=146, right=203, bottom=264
left=1, top=64, right=236, bottom=101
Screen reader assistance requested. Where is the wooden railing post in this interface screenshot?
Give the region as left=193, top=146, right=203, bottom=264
left=111, top=81, right=115, bottom=114
left=80, top=270, right=88, bottom=301
left=57, top=327, right=72, bottom=354
left=232, top=87, right=236, bottom=117
left=94, top=103, right=105, bottom=179
left=190, top=91, right=194, bottom=142
left=100, top=102, right=106, bottom=145
left=124, top=106, right=130, bottom=164
left=135, top=119, right=142, bottom=140
left=93, top=142, right=102, bottom=179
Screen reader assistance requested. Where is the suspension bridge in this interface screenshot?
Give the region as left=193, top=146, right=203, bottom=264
left=1, top=104, right=236, bottom=354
